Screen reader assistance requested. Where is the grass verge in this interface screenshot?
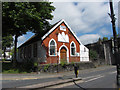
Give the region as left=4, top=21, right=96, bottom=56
left=2, top=62, right=30, bottom=74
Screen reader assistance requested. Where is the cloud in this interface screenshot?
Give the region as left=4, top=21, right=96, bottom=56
left=99, top=28, right=111, bottom=36
left=50, top=0, right=120, bottom=2
left=79, top=34, right=100, bottom=45
left=17, top=1, right=119, bottom=46
left=50, top=2, right=111, bottom=34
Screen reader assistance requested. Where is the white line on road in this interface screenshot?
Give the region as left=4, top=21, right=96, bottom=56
left=82, top=75, right=102, bottom=80
left=84, top=75, right=104, bottom=83
left=109, top=71, right=117, bottom=74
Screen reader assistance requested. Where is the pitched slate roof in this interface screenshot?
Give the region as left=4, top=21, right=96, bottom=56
left=18, top=19, right=82, bottom=49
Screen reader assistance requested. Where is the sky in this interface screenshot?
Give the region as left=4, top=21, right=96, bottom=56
left=17, top=0, right=120, bottom=47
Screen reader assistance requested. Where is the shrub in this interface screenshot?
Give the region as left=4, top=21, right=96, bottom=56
left=43, top=64, right=50, bottom=71
left=89, top=50, right=98, bottom=60
left=34, top=62, right=38, bottom=67
left=71, top=61, right=74, bottom=65
left=60, top=61, right=67, bottom=67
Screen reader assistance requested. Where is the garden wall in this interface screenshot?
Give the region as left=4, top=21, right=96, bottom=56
left=38, top=61, right=96, bottom=73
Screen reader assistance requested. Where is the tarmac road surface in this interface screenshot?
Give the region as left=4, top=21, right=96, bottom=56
left=2, top=65, right=117, bottom=88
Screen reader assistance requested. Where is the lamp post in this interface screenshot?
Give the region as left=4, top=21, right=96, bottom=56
left=109, top=0, right=119, bottom=85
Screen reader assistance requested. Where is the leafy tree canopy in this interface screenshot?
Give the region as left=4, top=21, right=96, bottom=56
left=2, top=35, right=13, bottom=59
left=2, top=2, right=55, bottom=37
left=2, top=2, right=55, bottom=65
left=2, top=35, right=13, bottom=49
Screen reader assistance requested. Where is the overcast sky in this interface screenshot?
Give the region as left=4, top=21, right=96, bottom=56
left=17, top=1, right=119, bottom=47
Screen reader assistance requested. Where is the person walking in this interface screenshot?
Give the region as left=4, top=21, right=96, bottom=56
left=74, top=64, right=79, bottom=78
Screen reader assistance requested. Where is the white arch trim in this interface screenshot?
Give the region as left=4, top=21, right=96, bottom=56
left=70, top=41, right=76, bottom=56
left=49, top=38, right=57, bottom=56
left=59, top=45, right=69, bottom=64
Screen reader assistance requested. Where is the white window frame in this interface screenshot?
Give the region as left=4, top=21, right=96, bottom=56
left=49, top=38, right=57, bottom=56
left=70, top=41, right=76, bottom=56
left=60, top=25, right=66, bottom=31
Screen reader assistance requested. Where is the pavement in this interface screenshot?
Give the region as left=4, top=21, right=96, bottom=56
left=2, top=65, right=113, bottom=81
left=2, top=65, right=115, bottom=89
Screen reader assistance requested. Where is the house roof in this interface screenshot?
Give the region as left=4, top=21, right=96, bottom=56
left=18, top=20, right=61, bottom=49
left=18, top=19, right=82, bottom=49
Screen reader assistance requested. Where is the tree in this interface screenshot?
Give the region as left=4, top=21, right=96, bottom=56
left=103, top=37, right=108, bottom=41
left=2, top=2, right=55, bottom=66
left=2, top=35, right=13, bottom=59
left=89, top=49, right=98, bottom=60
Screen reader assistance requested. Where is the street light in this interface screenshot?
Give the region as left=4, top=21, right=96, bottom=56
left=109, top=0, right=119, bottom=85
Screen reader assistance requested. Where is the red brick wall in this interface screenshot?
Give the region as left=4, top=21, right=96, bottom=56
left=42, top=22, right=80, bottom=64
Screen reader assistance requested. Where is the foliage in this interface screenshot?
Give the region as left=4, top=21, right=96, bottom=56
left=89, top=49, right=98, bottom=60
left=43, top=64, right=50, bottom=71
left=2, top=2, right=55, bottom=65
left=103, top=37, right=108, bottom=41
left=71, top=61, right=75, bottom=65
left=34, top=62, right=38, bottom=67
left=2, top=62, right=27, bottom=73
left=2, top=59, right=6, bottom=61
left=2, top=35, right=13, bottom=58
left=2, top=2, right=55, bottom=36
left=2, top=35, right=13, bottom=48
left=60, top=61, right=67, bottom=67
left=53, top=64, right=57, bottom=67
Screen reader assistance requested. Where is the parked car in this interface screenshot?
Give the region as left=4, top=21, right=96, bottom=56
left=5, top=58, right=12, bottom=62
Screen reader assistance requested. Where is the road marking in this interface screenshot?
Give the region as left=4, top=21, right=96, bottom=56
left=22, top=78, right=38, bottom=80
left=109, top=71, right=117, bottom=74
left=82, top=75, right=102, bottom=80
left=84, top=75, right=104, bottom=83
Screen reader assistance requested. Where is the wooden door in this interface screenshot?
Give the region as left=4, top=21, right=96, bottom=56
left=60, top=47, right=67, bottom=63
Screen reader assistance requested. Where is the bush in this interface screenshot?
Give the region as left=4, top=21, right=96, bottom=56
left=71, top=61, right=75, bottom=65
left=43, top=64, right=50, bottom=71
left=60, top=61, right=67, bottom=68
left=89, top=50, right=98, bottom=60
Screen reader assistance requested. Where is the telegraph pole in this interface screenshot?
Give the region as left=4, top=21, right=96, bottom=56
left=109, top=0, right=119, bottom=85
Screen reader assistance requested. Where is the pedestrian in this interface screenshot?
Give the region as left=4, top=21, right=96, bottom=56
left=74, top=64, right=79, bottom=78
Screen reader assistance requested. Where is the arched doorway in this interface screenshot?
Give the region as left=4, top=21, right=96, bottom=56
left=60, top=47, right=67, bottom=63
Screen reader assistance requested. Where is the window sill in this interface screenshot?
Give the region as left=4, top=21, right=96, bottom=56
left=70, top=55, right=80, bottom=57
left=49, top=55, right=57, bottom=56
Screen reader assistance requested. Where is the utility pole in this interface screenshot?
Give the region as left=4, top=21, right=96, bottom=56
left=109, top=0, right=119, bottom=85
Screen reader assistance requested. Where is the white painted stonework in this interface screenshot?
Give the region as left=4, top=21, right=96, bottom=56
left=80, top=44, right=89, bottom=61
left=58, top=32, right=69, bottom=43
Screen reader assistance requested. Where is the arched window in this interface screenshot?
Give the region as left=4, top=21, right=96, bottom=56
left=71, top=42, right=76, bottom=56
left=84, top=48, right=86, bottom=52
left=49, top=40, right=56, bottom=55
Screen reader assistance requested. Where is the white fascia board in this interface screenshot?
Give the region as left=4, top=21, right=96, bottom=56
left=42, top=19, right=82, bottom=45
left=63, top=19, right=82, bottom=45
left=42, top=19, right=64, bottom=40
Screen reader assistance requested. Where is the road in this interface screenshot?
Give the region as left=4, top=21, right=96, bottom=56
left=2, top=66, right=117, bottom=88
left=49, top=66, right=117, bottom=88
